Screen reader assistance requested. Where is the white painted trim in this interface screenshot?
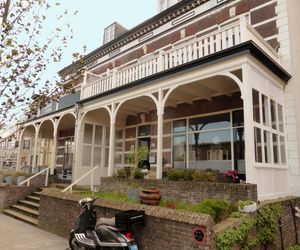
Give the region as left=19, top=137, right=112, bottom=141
left=249, top=0, right=277, bottom=13
left=252, top=17, right=278, bottom=28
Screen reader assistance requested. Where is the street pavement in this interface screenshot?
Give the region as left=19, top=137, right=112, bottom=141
left=0, top=213, right=69, bottom=250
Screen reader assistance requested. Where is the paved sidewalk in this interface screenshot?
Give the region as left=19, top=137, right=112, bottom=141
left=0, top=214, right=69, bottom=250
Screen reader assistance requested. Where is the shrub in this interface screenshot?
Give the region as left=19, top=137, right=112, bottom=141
left=193, top=199, right=233, bottom=222
left=224, top=170, right=239, bottom=183
left=192, top=170, right=218, bottom=182
left=287, top=246, right=300, bottom=250
left=167, top=169, right=194, bottom=181
left=133, top=168, right=144, bottom=179
left=114, top=168, right=126, bottom=178
left=230, top=211, right=242, bottom=218
left=167, top=169, right=218, bottom=182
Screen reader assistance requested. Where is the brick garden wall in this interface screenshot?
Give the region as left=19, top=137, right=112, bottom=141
left=0, top=184, right=38, bottom=210
left=38, top=189, right=300, bottom=250
left=39, top=189, right=215, bottom=250
left=99, top=177, right=258, bottom=203
left=214, top=198, right=300, bottom=250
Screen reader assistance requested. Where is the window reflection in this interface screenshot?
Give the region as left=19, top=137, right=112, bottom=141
left=253, top=89, right=260, bottom=123
left=254, top=127, right=262, bottom=163
left=173, top=135, right=186, bottom=169
left=173, top=119, right=186, bottom=133
left=188, top=130, right=231, bottom=171
left=189, top=113, right=230, bottom=132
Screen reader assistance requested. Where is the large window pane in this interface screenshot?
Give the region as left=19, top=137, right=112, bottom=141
left=138, top=125, right=151, bottom=137
left=254, top=127, right=262, bottom=163
left=173, top=135, right=186, bottom=169
left=82, top=145, right=92, bottom=166
left=280, top=136, right=286, bottom=164
left=188, top=130, right=231, bottom=171
left=233, top=110, right=244, bottom=127
left=263, top=131, right=271, bottom=163
left=262, top=95, right=269, bottom=126
left=83, top=123, right=93, bottom=144
left=94, top=125, right=103, bottom=145
left=270, top=100, right=277, bottom=130
left=189, top=113, right=230, bottom=132
left=278, top=104, right=284, bottom=132
left=93, top=147, right=102, bottom=167
left=252, top=89, right=260, bottom=123
left=105, top=127, right=110, bottom=146
left=233, top=128, right=245, bottom=174
left=273, top=134, right=279, bottom=164
left=173, top=120, right=186, bottom=133
left=105, top=148, right=109, bottom=168
left=116, top=129, right=123, bottom=148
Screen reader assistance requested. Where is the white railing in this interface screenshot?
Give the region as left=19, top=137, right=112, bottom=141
left=61, top=165, right=99, bottom=193
left=82, top=18, right=279, bottom=99
left=18, top=167, right=51, bottom=187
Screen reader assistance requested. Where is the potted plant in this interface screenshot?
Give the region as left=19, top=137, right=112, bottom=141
left=238, top=200, right=257, bottom=213
left=125, top=145, right=149, bottom=179
left=139, top=188, right=161, bottom=206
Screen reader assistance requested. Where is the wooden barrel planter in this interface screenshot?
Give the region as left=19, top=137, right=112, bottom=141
left=139, top=188, right=161, bottom=206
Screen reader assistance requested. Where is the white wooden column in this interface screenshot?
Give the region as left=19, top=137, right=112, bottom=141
left=16, top=130, right=24, bottom=171
left=101, top=126, right=106, bottom=168
left=73, top=109, right=83, bottom=182
left=32, top=125, right=40, bottom=173
left=242, top=63, right=255, bottom=184
left=108, top=104, right=116, bottom=176
left=156, top=90, right=164, bottom=179
left=50, top=121, right=58, bottom=175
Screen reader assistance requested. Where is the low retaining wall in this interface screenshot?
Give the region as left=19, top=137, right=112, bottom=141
left=214, top=198, right=300, bottom=249
left=38, top=189, right=300, bottom=250
left=0, top=184, right=38, bottom=210
left=99, top=178, right=258, bottom=203
left=39, top=189, right=215, bottom=250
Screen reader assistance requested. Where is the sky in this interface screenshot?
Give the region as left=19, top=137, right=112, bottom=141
left=4, top=0, right=157, bottom=127
left=51, top=0, right=157, bottom=72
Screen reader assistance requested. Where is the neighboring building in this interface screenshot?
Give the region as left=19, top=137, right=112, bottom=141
left=0, top=125, right=20, bottom=171
left=15, top=0, right=300, bottom=200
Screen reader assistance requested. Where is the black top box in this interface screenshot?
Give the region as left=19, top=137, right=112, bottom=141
left=115, top=210, right=145, bottom=232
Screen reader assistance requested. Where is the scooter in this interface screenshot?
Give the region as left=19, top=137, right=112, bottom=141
left=69, top=197, right=145, bottom=250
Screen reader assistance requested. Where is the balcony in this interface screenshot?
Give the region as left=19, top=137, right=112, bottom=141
left=81, top=18, right=280, bottom=100
left=39, top=91, right=80, bottom=117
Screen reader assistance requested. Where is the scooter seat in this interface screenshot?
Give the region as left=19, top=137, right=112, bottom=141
left=97, top=217, right=115, bottom=227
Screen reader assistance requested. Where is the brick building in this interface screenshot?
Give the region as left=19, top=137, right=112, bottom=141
left=16, top=0, right=300, bottom=200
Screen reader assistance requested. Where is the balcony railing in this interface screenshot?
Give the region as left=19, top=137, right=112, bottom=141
left=82, top=18, right=279, bottom=100
left=38, top=91, right=80, bottom=117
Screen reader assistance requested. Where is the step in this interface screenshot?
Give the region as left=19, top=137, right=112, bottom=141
left=3, top=209, right=38, bottom=226
left=26, top=195, right=40, bottom=202
left=10, top=204, right=39, bottom=217
left=32, top=191, right=42, bottom=197
left=18, top=200, right=40, bottom=209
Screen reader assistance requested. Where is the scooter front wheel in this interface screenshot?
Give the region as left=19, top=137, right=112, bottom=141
left=69, top=234, right=87, bottom=250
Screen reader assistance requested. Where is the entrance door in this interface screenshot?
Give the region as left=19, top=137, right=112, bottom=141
left=138, top=137, right=150, bottom=169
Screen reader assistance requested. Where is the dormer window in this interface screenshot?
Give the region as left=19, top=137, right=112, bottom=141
left=103, top=22, right=127, bottom=45
left=157, top=0, right=182, bottom=13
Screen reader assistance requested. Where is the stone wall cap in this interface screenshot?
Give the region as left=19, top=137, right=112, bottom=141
left=41, top=188, right=214, bottom=227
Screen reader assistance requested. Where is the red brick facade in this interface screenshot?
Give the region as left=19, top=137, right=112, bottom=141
left=88, top=0, right=278, bottom=78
